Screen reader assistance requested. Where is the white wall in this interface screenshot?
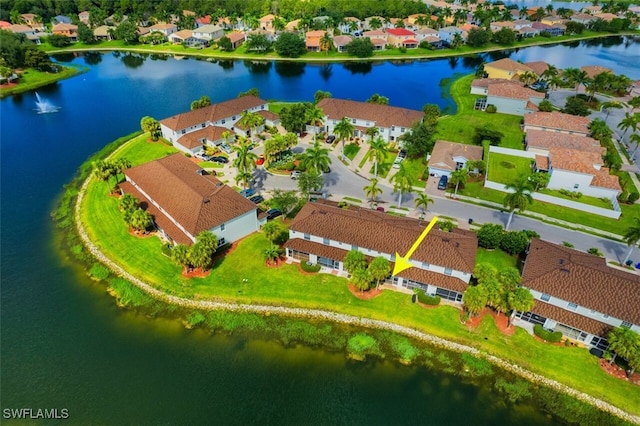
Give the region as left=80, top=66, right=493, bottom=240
left=209, top=209, right=259, bottom=244
left=486, top=96, right=527, bottom=116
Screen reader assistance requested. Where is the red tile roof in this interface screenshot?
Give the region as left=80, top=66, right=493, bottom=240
left=522, top=239, right=640, bottom=324
left=523, top=112, right=591, bottom=134
left=428, top=140, right=483, bottom=172
left=370, top=38, right=387, bottom=45
left=124, top=153, right=257, bottom=239
left=529, top=300, right=614, bottom=337
left=160, top=95, right=267, bottom=131
left=177, top=126, right=231, bottom=149
left=257, top=110, right=278, bottom=121
left=487, top=82, right=545, bottom=101
left=227, top=32, right=245, bottom=43
left=525, top=61, right=551, bottom=76
left=333, top=35, right=353, bottom=46
left=386, top=28, right=416, bottom=36
left=288, top=200, right=477, bottom=273
left=486, top=58, right=534, bottom=74
left=534, top=155, right=549, bottom=171
left=317, top=98, right=423, bottom=129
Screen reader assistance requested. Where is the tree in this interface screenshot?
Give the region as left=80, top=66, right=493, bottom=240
left=449, top=168, right=469, bottom=197
left=196, top=231, right=218, bottom=253
left=368, top=136, right=389, bottom=177
left=238, top=88, right=260, bottom=98
left=366, top=93, right=389, bottom=105
left=140, top=116, right=161, bottom=140
left=422, top=104, right=441, bottom=126
left=508, top=287, right=534, bottom=327
left=114, top=21, right=139, bottom=44
left=129, top=208, right=152, bottom=233
left=451, top=32, right=463, bottom=49
left=528, top=172, right=550, bottom=191
left=563, top=67, right=589, bottom=95
left=270, top=189, right=299, bottom=219
left=466, top=27, right=492, bottom=47
left=345, top=38, right=375, bottom=58
left=274, top=32, right=306, bottom=58
left=314, top=90, right=332, bottom=103
left=343, top=249, right=366, bottom=274
left=618, top=112, right=639, bottom=137
left=351, top=267, right=371, bottom=293
left=365, top=126, right=380, bottom=142
left=414, top=193, right=434, bottom=221
left=520, top=71, right=538, bottom=86
left=171, top=244, right=190, bottom=268
left=246, top=34, right=272, bottom=52
left=23, top=48, right=52, bottom=71
left=238, top=110, right=263, bottom=139
left=589, top=118, right=613, bottom=141
left=264, top=245, right=281, bottom=263
left=187, top=241, right=213, bottom=270
left=334, top=116, right=355, bottom=161
left=262, top=221, right=282, bottom=243
left=492, top=27, right=516, bottom=45
left=93, top=160, right=116, bottom=187
left=305, top=105, right=325, bottom=144
left=232, top=138, right=258, bottom=183
left=301, top=140, right=331, bottom=174
left=608, top=327, right=640, bottom=366
left=119, top=193, right=138, bottom=212
left=390, top=162, right=414, bottom=207
left=368, top=257, right=390, bottom=289
left=566, top=21, right=586, bottom=34
left=190, top=95, right=211, bottom=110
left=77, top=22, right=95, bottom=44
left=622, top=217, right=640, bottom=264
left=399, top=121, right=437, bottom=158
left=563, top=96, right=590, bottom=117
left=463, top=285, right=488, bottom=317
left=499, top=231, right=530, bottom=255
left=538, top=99, right=554, bottom=112
left=47, top=34, right=71, bottom=48
left=369, top=17, right=383, bottom=30
left=477, top=223, right=504, bottom=249
left=363, top=178, right=383, bottom=207
left=297, top=170, right=324, bottom=199
left=218, top=36, right=232, bottom=51
left=503, top=178, right=534, bottom=230
left=473, top=125, right=504, bottom=145
left=320, top=32, right=333, bottom=54
left=279, top=102, right=312, bottom=133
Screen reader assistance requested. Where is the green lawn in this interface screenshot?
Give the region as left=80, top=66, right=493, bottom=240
left=344, top=143, right=361, bottom=161
left=358, top=149, right=371, bottom=169
left=113, top=134, right=178, bottom=166
left=403, top=157, right=429, bottom=189
left=539, top=188, right=612, bottom=209
left=487, top=153, right=533, bottom=184
left=0, top=65, right=84, bottom=98
left=268, top=101, right=296, bottom=115
left=476, top=248, right=519, bottom=270
left=374, top=150, right=397, bottom=179
left=437, top=74, right=524, bottom=150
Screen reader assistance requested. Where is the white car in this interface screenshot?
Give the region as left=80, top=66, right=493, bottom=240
left=220, top=144, right=233, bottom=154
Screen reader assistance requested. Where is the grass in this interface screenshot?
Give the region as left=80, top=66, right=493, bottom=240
left=538, top=188, right=612, bottom=209
left=476, top=248, right=519, bottom=270
left=344, top=143, right=361, bottom=161
left=199, top=161, right=224, bottom=169
left=375, top=151, right=397, bottom=179
left=402, top=157, right=429, bottom=189
left=437, top=74, right=524, bottom=149
left=112, top=134, right=178, bottom=166
left=268, top=101, right=296, bottom=114
left=0, top=65, right=85, bottom=98
left=343, top=196, right=362, bottom=203
left=487, top=153, right=533, bottom=184
left=358, top=149, right=371, bottom=169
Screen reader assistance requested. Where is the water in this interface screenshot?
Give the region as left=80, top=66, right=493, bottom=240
left=34, top=92, right=60, bottom=114
left=1, top=39, right=637, bottom=424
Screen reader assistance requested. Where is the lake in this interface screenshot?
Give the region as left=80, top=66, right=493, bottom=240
left=1, top=37, right=637, bottom=424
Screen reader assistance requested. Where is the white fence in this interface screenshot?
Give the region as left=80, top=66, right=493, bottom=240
left=484, top=180, right=622, bottom=219
left=488, top=146, right=537, bottom=158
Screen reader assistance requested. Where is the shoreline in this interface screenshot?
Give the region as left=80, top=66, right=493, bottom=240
left=71, top=137, right=640, bottom=425
left=45, top=32, right=638, bottom=63
left=0, top=64, right=87, bottom=98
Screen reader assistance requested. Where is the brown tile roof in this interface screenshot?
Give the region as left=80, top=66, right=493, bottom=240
left=285, top=238, right=349, bottom=262
left=171, top=29, right=193, bottom=39
left=52, top=23, right=77, bottom=31
left=177, top=126, right=231, bottom=149
left=529, top=300, right=614, bottom=337
left=288, top=200, right=478, bottom=273
left=590, top=170, right=621, bottom=191
left=8, top=24, right=33, bottom=33
left=580, top=65, right=613, bottom=79
left=534, top=155, right=549, bottom=171
left=124, top=153, right=257, bottom=239
left=487, top=82, right=545, bottom=101
left=486, top=58, right=534, bottom=74
left=160, top=95, right=267, bottom=131
left=526, top=130, right=603, bottom=153
left=363, top=30, right=386, bottom=37
left=471, top=78, right=518, bottom=89
left=149, top=23, right=177, bottom=30
left=428, top=140, right=483, bottom=172
left=317, top=98, right=423, bottom=129
left=119, top=181, right=193, bottom=245
left=548, top=147, right=620, bottom=190
left=525, top=61, right=550, bottom=76
left=227, top=32, right=245, bottom=43
left=370, top=38, right=387, bottom=45
left=257, top=110, right=278, bottom=121
left=523, top=112, right=591, bottom=134
left=525, top=101, right=539, bottom=111
left=333, top=35, right=353, bottom=46
left=415, top=28, right=438, bottom=35
left=522, top=239, right=640, bottom=324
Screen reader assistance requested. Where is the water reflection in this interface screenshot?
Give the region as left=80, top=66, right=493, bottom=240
left=121, top=53, right=145, bottom=68
left=319, top=63, right=333, bottom=81
left=275, top=61, right=305, bottom=77
left=83, top=51, right=102, bottom=66
left=342, top=61, right=372, bottom=75
left=218, top=59, right=234, bottom=70
left=244, top=60, right=272, bottom=74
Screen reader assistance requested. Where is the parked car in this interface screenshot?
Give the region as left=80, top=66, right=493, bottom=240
left=266, top=208, right=282, bottom=220
left=195, top=151, right=211, bottom=161
left=211, top=156, right=229, bottom=163
left=239, top=188, right=255, bottom=198
left=437, top=175, right=448, bottom=190
left=376, top=206, right=385, bottom=212
left=290, top=171, right=301, bottom=179
left=220, top=143, right=233, bottom=154
left=255, top=155, right=265, bottom=166
left=322, top=166, right=331, bottom=174
left=249, top=195, right=264, bottom=204
left=392, top=150, right=406, bottom=168
left=325, top=135, right=336, bottom=144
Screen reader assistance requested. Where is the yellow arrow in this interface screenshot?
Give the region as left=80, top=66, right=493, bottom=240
left=392, top=216, right=439, bottom=276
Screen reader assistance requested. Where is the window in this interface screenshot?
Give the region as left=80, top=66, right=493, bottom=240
left=567, top=302, right=578, bottom=311
left=400, top=127, right=405, bottom=133
left=541, top=293, right=551, bottom=302
left=444, top=268, right=452, bottom=276
left=222, top=119, right=226, bottom=124
left=366, top=121, right=370, bottom=126
left=220, top=223, right=225, bottom=231
left=261, top=105, right=265, bottom=110
left=232, top=116, right=236, bottom=120
left=351, top=244, right=358, bottom=251
left=391, top=126, right=396, bottom=131
left=351, top=118, right=356, bottom=124
left=323, top=237, right=330, bottom=245
left=181, top=130, right=186, bottom=134
left=202, top=123, right=206, bottom=128
left=217, top=237, right=226, bottom=247
left=603, top=313, right=609, bottom=319
left=304, top=233, right=310, bottom=240
left=621, top=321, right=632, bottom=329
left=422, top=262, right=430, bottom=269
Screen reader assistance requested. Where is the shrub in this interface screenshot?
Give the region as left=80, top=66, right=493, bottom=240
left=587, top=247, right=603, bottom=257
left=414, top=289, right=441, bottom=305
left=485, top=104, right=497, bottom=113
left=185, top=311, right=206, bottom=327
left=399, top=46, right=407, bottom=53
left=89, top=263, right=110, bottom=280
left=521, top=229, right=540, bottom=239
left=628, top=192, right=640, bottom=203
left=494, top=377, right=532, bottom=403
left=534, top=324, right=563, bottom=343
left=347, top=333, right=381, bottom=360
left=439, top=219, right=454, bottom=232
left=300, top=261, right=321, bottom=273
left=477, top=223, right=504, bottom=249
left=419, top=41, right=434, bottom=50
left=161, top=243, right=173, bottom=257
left=499, top=231, right=529, bottom=255
left=561, top=241, right=574, bottom=248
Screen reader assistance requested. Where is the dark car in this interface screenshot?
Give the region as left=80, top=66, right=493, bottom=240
left=323, top=166, right=331, bottom=174
left=249, top=195, right=264, bottom=204
left=325, top=135, right=336, bottom=144
left=211, top=156, right=229, bottom=163
left=239, top=188, right=255, bottom=198
left=266, top=208, right=282, bottom=220
left=437, top=175, right=448, bottom=190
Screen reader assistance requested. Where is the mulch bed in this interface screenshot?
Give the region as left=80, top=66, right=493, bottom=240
left=127, top=229, right=154, bottom=239
left=598, top=359, right=640, bottom=385
left=464, top=308, right=515, bottom=336
left=265, top=258, right=285, bottom=268
left=181, top=267, right=210, bottom=278
left=347, top=283, right=383, bottom=300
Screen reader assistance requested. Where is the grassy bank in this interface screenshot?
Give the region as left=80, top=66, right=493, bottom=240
left=68, top=134, right=640, bottom=419
left=0, top=65, right=85, bottom=98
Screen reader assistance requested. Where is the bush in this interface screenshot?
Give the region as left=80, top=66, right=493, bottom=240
left=300, top=261, right=321, bottom=273
left=439, top=219, right=454, bottom=232
left=587, top=247, right=603, bottom=257
left=562, top=241, right=574, bottom=248
left=485, top=104, right=497, bottom=113
left=419, top=41, right=434, bottom=50
left=477, top=223, right=504, bottom=249
left=399, top=46, right=407, bottom=54
left=534, top=324, right=563, bottom=343
left=89, top=263, right=110, bottom=280
left=414, top=289, right=441, bottom=305
left=499, top=231, right=529, bottom=255
left=161, top=243, right=172, bottom=257
left=521, top=229, right=540, bottom=239
left=628, top=192, right=640, bottom=203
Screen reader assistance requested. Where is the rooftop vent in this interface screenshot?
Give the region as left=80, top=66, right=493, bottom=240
left=203, top=198, right=210, bottom=204
left=560, top=267, right=569, bottom=273
left=196, top=169, right=205, bottom=175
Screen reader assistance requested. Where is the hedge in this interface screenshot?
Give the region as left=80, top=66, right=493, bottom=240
left=300, top=261, right=321, bottom=273
left=534, top=324, right=563, bottom=343
left=415, top=289, right=441, bottom=305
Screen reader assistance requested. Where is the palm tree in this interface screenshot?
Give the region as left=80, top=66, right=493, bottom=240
left=302, top=140, right=331, bottom=174
left=235, top=170, right=253, bottom=189
left=238, top=110, right=263, bottom=140
left=390, top=162, right=414, bottom=207
left=221, top=130, right=233, bottom=145
left=618, top=112, right=639, bottom=137
left=305, top=105, right=325, bottom=144
left=622, top=217, right=640, bottom=265
left=414, top=193, right=434, bottom=221
left=264, top=245, right=281, bottom=264
left=563, top=67, right=589, bottom=95
left=319, top=32, right=333, bottom=54
left=589, top=118, right=612, bottom=141
left=541, top=64, right=559, bottom=83
left=363, top=178, right=383, bottom=208
left=503, top=178, right=534, bottom=230
left=601, top=100, right=623, bottom=121
left=449, top=168, right=469, bottom=197
left=232, top=138, right=258, bottom=176
left=463, top=285, right=488, bottom=317
left=607, top=327, right=640, bottom=366
left=365, top=126, right=379, bottom=142
left=369, top=17, right=383, bottom=30
left=508, top=287, right=535, bottom=327
left=334, top=116, right=355, bottom=161
left=520, top=70, right=538, bottom=86
left=368, top=136, right=389, bottom=178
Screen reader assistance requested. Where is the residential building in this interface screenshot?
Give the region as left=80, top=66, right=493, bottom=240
left=121, top=153, right=262, bottom=246
left=414, top=27, right=439, bottom=41
left=192, top=24, right=224, bottom=42
left=333, top=35, right=353, bottom=52
left=259, top=14, right=275, bottom=30
left=525, top=130, right=602, bottom=155
left=285, top=19, right=301, bottom=31
left=226, top=32, right=246, bottom=49
left=52, top=15, right=71, bottom=25
left=438, top=26, right=464, bottom=45
left=532, top=22, right=565, bottom=36
left=427, top=140, right=484, bottom=177
left=168, top=30, right=203, bottom=47
left=284, top=200, right=478, bottom=302
left=196, top=15, right=212, bottom=27
left=93, top=25, right=115, bottom=41
left=470, top=78, right=518, bottom=95
left=581, top=65, right=613, bottom=79
left=525, top=61, right=550, bottom=77
left=52, top=23, right=78, bottom=41
left=317, top=98, right=424, bottom=142
left=545, top=148, right=621, bottom=197
left=516, top=239, right=640, bottom=349
left=512, top=19, right=533, bottom=30
left=385, top=28, right=418, bottom=48
left=21, top=13, right=38, bottom=25
left=0, top=21, right=11, bottom=29
left=148, top=23, right=178, bottom=37
left=159, top=95, right=269, bottom=153
left=305, top=30, right=326, bottom=51
left=8, top=24, right=37, bottom=37
left=338, top=17, right=361, bottom=34
left=523, top=112, right=591, bottom=136
left=484, top=58, right=535, bottom=80
left=485, top=81, right=545, bottom=115
left=78, top=11, right=90, bottom=25
left=570, top=13, right=597, bottom=25
left=541, top=16, right=565, bottom=26
left=490, top=21, right=515, bottom=32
